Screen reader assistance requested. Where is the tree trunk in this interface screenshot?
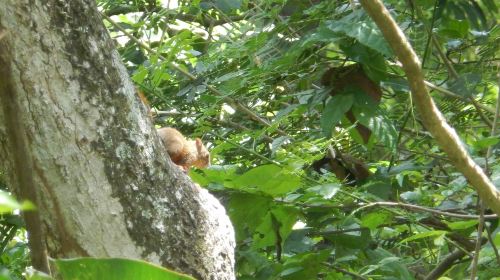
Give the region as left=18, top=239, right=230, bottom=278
left=0, top=1, right=235, bottom=279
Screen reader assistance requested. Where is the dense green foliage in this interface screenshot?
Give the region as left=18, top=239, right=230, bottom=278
left=99, top=0, right=500, bottom=279
left=1, top=0, right=499, bottom=279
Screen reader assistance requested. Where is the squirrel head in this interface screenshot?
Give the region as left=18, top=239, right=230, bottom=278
left=192, top=138, right=210, bottom=169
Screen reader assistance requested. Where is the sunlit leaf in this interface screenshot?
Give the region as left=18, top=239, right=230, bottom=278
left=233, top=165, right=302, bottom=196
left=320, top=93, right=354, bottom=137
left=52, top=258, right=195, bottom=280
left=326, top=10, right=392, bottom=57
left=400, top=230, right=447, bottom=243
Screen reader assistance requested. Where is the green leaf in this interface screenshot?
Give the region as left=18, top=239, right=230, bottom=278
left=399, top=191, right=422, bottom=203
left=279, top=250, right=331, bottom=280
left=253, top=206, right=299, bottom=249
left=473, top=136, right=500, bottom=150
left=364, top=248, right=412, bottom=279
left=446, top=220, right=478, bottom=230
left=51, top=258, right=195, bottom=280
left=364, top=180, right=393, bottom=200
left=229, top=193, right=273, bottom=240
left=214, top=0, right=242, bottom=12
left=233, top=165, right=302, bottom=196
left=400, top=230, right=447, bottom=243
left=307, top=183, right=341, bottom=199
left=352, top=106, right=397, bottom=149
left=361, top=212, right=392, bottom=230
left=333, top=228, right=371, bottom=250
left=326, top=10, right=392, bottom=57
left=320, top=93, right=354, bottom=137
left=439, top=19, right=470, bottom=38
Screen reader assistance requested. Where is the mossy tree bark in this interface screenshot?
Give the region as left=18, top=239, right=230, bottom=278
left=0, top=1, right=235, bottom=279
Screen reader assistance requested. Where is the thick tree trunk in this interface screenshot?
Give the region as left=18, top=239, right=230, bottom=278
left=0, top=1, right=235, bottom=279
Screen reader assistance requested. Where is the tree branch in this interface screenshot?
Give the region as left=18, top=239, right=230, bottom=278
left=359, top=0, right=500, bottom=216
left=356, top=202, right=498, bottom=220
left=424, top=249, right=467, bottom=280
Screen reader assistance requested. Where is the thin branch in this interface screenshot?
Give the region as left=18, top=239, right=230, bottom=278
left=355, top=202, right=498, bottom=220
left=359, top=0, right=500, bottom=216
left=486, top=224, right=500, bottom=265
left=470, top=201, right=485, bottom=279
left=482, top=74, right=500, bottom=265
left=424, top=249, right=467, bottom=280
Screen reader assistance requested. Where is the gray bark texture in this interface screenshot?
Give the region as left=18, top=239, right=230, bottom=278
left=0, top=1, right=235, bottom=279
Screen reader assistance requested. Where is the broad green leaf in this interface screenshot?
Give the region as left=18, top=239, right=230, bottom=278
left=191, top=165, right=238, bottom=187
left=340, top=42, right=387, bottom=78
left=283, top=229, right=315, bottom=254
left=279, top=250, right=331, bottom=280
left=361, top=212, right=393, bottom=230
left=473, top=136, right=500, bottom=150
left=253, top=206, right=299, bottom=249
left=320, top=93, right=354, bottom=137
left=214, top=0, right=242, bottom=12
left=352, top=106, right=397, bottom=149
left=365, top=248, right=412, bottom=279
left=229, top=193, right=272, bottom=240
left=131, top=65, right=148, bottom=84
left=399, top=191, right=422, bottom=203
left=446, top=220, right=478, bottom=230
left=233, top=165, right=302, bottom=196
left=307, top=183, right=341, bottom=199
left=400, top=230, right=447, bottom=243
left=326, top=10, right=392, bottom=57
left=364, top=180, right=393, bottom=200
left=439, top=19, right=470, bottom=38
left=52, top=258, right=195, bottom=280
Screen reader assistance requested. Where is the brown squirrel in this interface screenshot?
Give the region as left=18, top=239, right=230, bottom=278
left=157, top=127, right=210, bottom=171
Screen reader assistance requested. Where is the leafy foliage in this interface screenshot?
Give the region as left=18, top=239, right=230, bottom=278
left=97, top=0, right=500, bottom=279
left=24, top=258, right=195, bottom=280
left=0, top=176, right=30, bottom=280
left=2, top=0, right=499, bottom=279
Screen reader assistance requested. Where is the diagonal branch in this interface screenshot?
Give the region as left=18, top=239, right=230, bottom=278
left=359, top=0, right=500, bottom=215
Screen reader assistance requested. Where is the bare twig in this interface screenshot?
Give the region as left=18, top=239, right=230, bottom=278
left=355, top=201, right=498, bottom=220
left=470, top=201, right=485, bottom=279
left=482, top=74, right=500, bottom=265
